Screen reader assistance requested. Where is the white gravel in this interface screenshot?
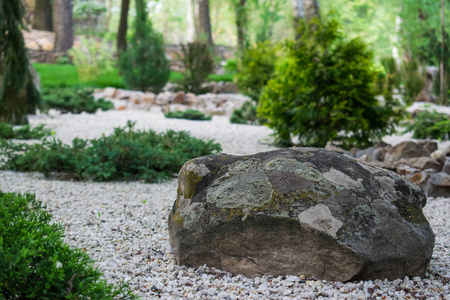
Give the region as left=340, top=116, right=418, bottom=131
left=1, top=108, right=449, bottom=299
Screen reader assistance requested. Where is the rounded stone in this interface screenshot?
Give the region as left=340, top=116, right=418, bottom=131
left=168, top=148, right=435, bottom=281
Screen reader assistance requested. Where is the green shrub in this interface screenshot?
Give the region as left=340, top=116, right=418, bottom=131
left=119, top=0, right=170, bottom=93
left=404, top=110, right=450, bottom=140
left=400, top=59, right=425, bottom=106
left=181, top=42, right=214, bottom=94
left=165, top=109, right=212, bottom=121
left=235, top=41, right=277, bottom=101
left=0, top=191, right=136, bottom=299
left=69, top=36, right=116, bottom=83
left=42, top=86, right=114, bottom=114
left=230, top=101, right=262, bottom=125
left=1, top=121, right=222, bottom=182
left=258, top=18, right=405, bottom=149
left=0, top=123, right=50, bottom=139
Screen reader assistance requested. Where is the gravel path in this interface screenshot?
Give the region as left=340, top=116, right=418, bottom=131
left=1, top=109, right=449, bottom=299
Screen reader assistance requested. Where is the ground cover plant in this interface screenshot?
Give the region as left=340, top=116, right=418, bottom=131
left=165, top=109, right=212, bottom=121
left=258, top=18, right=405, bottom=148
left=404, top=110, right=450, bottom=140
left=230, top=101, right=262, bottom=125
left=0, top=191, right=136, bottom=299
left=0, top=121, right=221, bottom=182
left=41, top=86, right=114, bottom=114
left=0, top=123, right=50, bottom=139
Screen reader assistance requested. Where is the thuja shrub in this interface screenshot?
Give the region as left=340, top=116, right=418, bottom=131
left=258, top=18, right=405, bottom=148
left=42, top=86, right=114, bottom=114
left=404, top=110, right=450, bottom=140
left=0, top=122, right=50, bottom=139
left=0, top=191, right=136, bottom=299
left=181, top=42, right=214, bottom=94
left=235, top=41, right=277, bottom=101
left=165, top=109, right=212, bottom=121
left=1, top=121, right=222, bottom=182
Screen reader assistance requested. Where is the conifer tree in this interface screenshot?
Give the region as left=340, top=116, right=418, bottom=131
left=0, top=0, right=41, bottom=124
left=119, top=0, right=170, bottom=93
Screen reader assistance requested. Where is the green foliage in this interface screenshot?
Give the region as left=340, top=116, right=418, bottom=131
left=0, top=191, right=137, bottom=299
left=404, top=110, right=450, bottom=140
left=32, top=63, right=127, bottom=89
left=69, top=36, right=116, bottom=83
left=165, top=109, right=212, bottom=121
left=235, top=41, right=277, bottom=101
left=181, top=42, right=214, bottom=94
left=258, top=18, right=405, bottom=149
left=119, top=0, right=170, bottom=93
left=400, top=59, right=426, bottom=106
left=41, top=86, right=114, bottom=114
left=0, top=0, right=41, bottom=125
left=208, top=74, right=234, bottom=82
left=1, top=121, right=222, bottom=182
left=230, top=101, right=262, bottom=125
left=0, top=123, right=50, bottom=140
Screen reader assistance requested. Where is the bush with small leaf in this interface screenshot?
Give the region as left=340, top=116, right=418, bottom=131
left=235, top=41, right=277, bottom=101
left=42, top=86, right=114, bottom=114
left=404, top=110, right=450, bottom=140
left=0, top=191, right=136, bottom=299
left=258, top=18, right=405, bottom=148
left=165, top=109, right=212, bottom=121
left=1, top=121, right=221, bottom=182
left=0, top=122, right=50, bottom=139
left=181, top=42, right=214, bottom=94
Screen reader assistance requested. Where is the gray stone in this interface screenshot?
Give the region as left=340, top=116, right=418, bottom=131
left=403, top=157, right=442, bottom=172
left=168, top=148, right=434, bottom=282
left=430, top=150, right=446, bottom=164
left=385, top=141, right=431, bottom=162
left=443, top=159, right=450, bottom=174
left=423, top=172, right=450, bottom=198
left=417, top=140, right=438, bottom=154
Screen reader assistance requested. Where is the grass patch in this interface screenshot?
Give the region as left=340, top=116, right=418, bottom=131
left=208, top=74, right=234, bottom=82
left=1, top=121, right=221, bottom=183
left=0, top=191, right=137, bottom=299
left=34, top=63, right=195, bottom=89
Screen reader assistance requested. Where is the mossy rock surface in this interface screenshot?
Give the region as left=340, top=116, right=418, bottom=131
left=168, top=148, right=435, bottom=281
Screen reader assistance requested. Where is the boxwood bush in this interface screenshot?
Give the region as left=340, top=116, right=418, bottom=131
left=1, top=121, right=221, bottom=182
left=0, top=191, right=136, bottom=299
left=258, top=18, right=405, bottom=148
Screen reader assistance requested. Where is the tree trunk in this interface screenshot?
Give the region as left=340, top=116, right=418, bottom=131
left=32, top=0, right=53, bottom=31
left=235, top=0, right=247, bottom=52
left=53, top=0, right=73, bottom=52
left=196, top=0, right=213, bottom=47
left=117, top=0, right=130, bottom=52
left=304, top=0, right=320, bottom=21
left=292, top=0, right=305, bottom=38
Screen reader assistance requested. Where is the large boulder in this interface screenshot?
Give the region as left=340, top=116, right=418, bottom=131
left=168, top=148, right=435, bottom=282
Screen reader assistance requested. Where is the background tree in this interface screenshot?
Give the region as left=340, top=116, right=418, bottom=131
left=234, top=0, right=248, bottom=52
left=117, top=0, right=130, bottom=52
left=193, top=0, right=214, bottom=47
left=0, top=0, right=41, bottom=124
left=32, top=0, right=53, bottom=31
left=53, top=0, right=73, bottom=51
left=119, top=0, right=170, bottom=93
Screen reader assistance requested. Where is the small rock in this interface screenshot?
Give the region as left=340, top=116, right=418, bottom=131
left=385, top=141, right=431, bottom=162
left=423, top=172, right=450, bottom=198
left=103, top=87, right=117, bottom=98
left=443, top=159, right=450, bottom=174
left=325, top=142, right=347, bottom=154
left=403, top=157, right=442, bottom=172
left=431, top=150, right=446, bottom=164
